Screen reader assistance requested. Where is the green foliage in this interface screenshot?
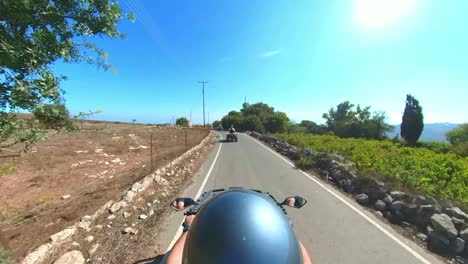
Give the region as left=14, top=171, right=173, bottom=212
left=297, top=155, right=318, bottom=170
left=401, top=94, right=424, bottom=145
left=176, top=117, right=189, bottom=127
left=241, top=115, right=265, bottom=133
left=264, top=112, right=289, bottom=133
left=446, top=123, right=468, bottom=144
left=417, top=141, right=450, bottom=154
left=450, top=142, right=468, bottom=157
left=1, top=0, right=129, bottom=149
left=287, top=122, right=307, bottom=134
left=0, top=250, right=12, bottom=264
left=445, top=124, right=468, bottom=157
left=275, top=133, right=468, bottom=207
left=74, top=110, right=103, bottom=130
left=0, top=162, right=16, bottom=176
left=33, top=103, right=75, bottom=129
left=212, top=120, right=221, bottom=128
left=221, top=111, right=243, bottom=130
left=300, top=120, right=328, bottom=134
left=322, top=101, right=393, bottom=139
left=220, top=102, right=289, bottom=133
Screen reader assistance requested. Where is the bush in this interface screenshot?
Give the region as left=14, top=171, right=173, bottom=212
left=275, top=133, right=468, bottom=207
left=297, top=156, right=317, bottom=170
left=0, top=250, right=12, bottom=264
left=417, top=141, right=450, bottom=154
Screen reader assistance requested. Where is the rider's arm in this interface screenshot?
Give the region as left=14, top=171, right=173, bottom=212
left=166, top=214, right=195, bottom=264
left=166, top=232, right=188, bottom=264
left=300, top=241, right=313, bottom=264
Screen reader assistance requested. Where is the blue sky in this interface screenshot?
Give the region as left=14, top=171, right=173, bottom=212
left=54, top=0, right=468, bottom=124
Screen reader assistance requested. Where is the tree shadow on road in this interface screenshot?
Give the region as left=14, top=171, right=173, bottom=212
left=132, top=254, right=165, bottom=264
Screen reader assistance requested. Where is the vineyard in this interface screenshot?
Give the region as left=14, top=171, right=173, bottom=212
left=274, top=134, right=468, bottom=208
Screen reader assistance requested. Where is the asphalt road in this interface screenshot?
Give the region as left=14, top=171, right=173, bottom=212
left=159, top=132, right=444, bottom=264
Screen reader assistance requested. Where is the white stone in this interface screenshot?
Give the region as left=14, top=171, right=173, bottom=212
left=61, top=195, right=71, bottom=200
left=21, top=243, right=54, bottom=264
left=154, top=175, right=169, bottom=186
left=109, top=201, right=126, bottom=213
left=71, top=242, right=80, bottom=247
left=85, top=236, right=94, bottom=242
left=139, top=214, right=148, bottom=220
left=50, top=227, right=76, bottom=243
left=123, top=227, right=138, bottom=235
left=123, top=212, right=131, bottom=218
left=108, top=215, right=115, bottom=220
left=53, top=250, right=85, bottom=264
left=123, top=190, right=136, bottom=202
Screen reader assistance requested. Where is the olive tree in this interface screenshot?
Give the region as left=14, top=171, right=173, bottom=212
left=0, top=0, right=132, bottom=150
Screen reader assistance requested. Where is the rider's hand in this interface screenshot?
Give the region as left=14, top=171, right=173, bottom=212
left=184, top=214, right=195, bottom=227
left=287, top=197, right=295, bottom=207
left=172, top=200, right=185, bottom=210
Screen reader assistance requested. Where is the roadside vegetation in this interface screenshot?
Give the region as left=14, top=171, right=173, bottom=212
left=275, top=133, right=468, bottom=207
left=0, top=250, right=12, bottom=264
left=218, top=96, right=468, bottom=208
left=1, top=0, right=132, bottom=152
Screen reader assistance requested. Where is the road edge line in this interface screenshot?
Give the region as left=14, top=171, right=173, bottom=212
left=162, top=135, right=223, bottom=261
left=246, top=134, right=432, bottom=264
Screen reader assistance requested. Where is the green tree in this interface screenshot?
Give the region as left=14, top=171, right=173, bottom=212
left=240, top=102, right=274, bottom=124
left=265, top=112, right=289, bottom=133
left=401, top=94, right=424, bottom=145
left=446, top=123, right=468, bottom=157
left=212, top=120, right=221, bottom=128
left=0, top=0, right=131, bottom=150
left=221, top=111, right=243, bottom=130
left=241, top=115, right=265, bottom=132
left=322, top=101, right=355, bottom=135
left=287, top=122, right=307, bottom=134
left=176, top=117, right=189, bottom=127
left=446, top=124, right=468, bottom=144
left=322, top=101, right=392, bottom=139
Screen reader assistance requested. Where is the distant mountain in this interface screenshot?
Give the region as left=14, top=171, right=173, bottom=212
left=387, top=123, right=460, bottom=142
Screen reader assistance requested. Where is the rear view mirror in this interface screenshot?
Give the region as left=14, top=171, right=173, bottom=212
left=170, top=197, right=196, bottom=211
left=281, top=196, right=308, bottom=209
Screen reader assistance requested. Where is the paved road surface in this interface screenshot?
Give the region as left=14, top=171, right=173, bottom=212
left=159, top=132, right=444, bottom=264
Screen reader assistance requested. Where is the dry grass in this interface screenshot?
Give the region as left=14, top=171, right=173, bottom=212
left=0, top=120, right=210, bottom=260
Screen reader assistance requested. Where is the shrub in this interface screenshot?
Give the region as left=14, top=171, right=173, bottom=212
left=275, top=133, right=468, bottom=207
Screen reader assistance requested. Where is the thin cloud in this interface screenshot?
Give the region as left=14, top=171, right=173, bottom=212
left=259, top=49, right=281, bottom=58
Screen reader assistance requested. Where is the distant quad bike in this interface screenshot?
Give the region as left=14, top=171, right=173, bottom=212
left=226, top=132, right=238, bottom=142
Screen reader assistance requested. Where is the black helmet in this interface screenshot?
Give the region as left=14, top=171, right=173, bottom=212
left=182, top=190, right=303, bottom=264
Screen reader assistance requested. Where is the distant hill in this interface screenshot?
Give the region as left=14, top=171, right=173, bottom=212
left=387, top=123, right=460, bottom=142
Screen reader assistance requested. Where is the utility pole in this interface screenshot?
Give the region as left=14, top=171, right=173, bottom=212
left=245, top=96, right=247, bottom=104
left=199, top=81, right=208, bottom=126
left=208, top=112, right=210, bottom=125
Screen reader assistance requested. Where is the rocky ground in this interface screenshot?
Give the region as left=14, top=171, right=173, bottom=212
left=18, top=132, right=217, bottom=264
left=0, top=122, right=208, bottom=260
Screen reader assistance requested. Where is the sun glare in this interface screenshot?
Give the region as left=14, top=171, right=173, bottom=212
left=355, top=0, right=416, bottom=29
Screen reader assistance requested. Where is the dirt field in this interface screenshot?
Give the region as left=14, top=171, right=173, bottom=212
left=0, top=121, right=210, bottom=260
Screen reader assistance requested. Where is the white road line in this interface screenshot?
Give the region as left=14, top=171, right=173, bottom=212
left=246, top=134, right=432, bottom=264
left=163, top=138, right=223, bottom=256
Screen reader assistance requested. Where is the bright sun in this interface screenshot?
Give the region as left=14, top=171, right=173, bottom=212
left=355, top=0, right=416, bottom=29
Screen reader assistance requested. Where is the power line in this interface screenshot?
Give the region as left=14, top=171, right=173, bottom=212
left=199, top=81, right=208, bottom=126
